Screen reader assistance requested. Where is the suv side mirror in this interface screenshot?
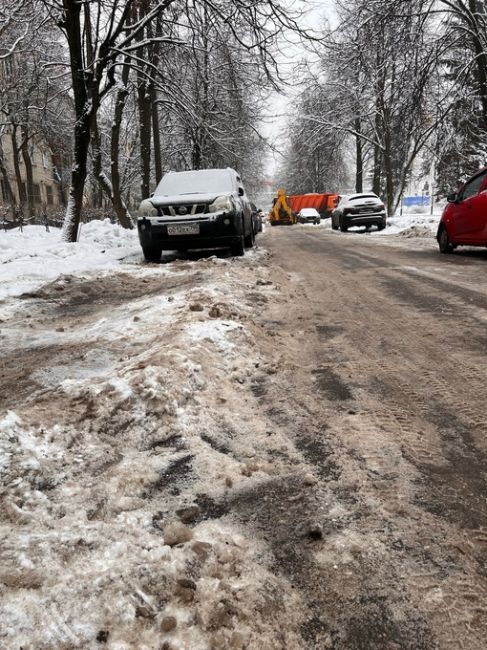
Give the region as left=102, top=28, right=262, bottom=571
left=447, top=192, right=458, bottom=203
left=238, top=187, right=244, bottom=197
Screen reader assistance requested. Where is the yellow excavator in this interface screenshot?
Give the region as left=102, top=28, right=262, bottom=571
left=269, top=188, right=297, bottom=226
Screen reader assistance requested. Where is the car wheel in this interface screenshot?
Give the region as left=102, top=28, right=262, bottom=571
left=438, top=226, right=454, bottom=254
left=331, top=218, right=338, bottom=230
left=244, top=221, right=255, bottom=248
left=231, top=219, right=245, bottom=256
left=339, top=217, right=348, bottom=232
left=317, top=219, right=321, bottom=224
left=142, top=246, right=162, bottom=262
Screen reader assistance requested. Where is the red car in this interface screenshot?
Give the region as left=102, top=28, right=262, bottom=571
left=437, top=167, right=487, bottom=253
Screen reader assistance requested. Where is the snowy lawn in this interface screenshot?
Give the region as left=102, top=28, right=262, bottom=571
left=0, top=220, right=141, bottom=300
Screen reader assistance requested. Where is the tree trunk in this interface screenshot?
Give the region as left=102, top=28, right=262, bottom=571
left=383, top=116, right=394, bottom=218
left=137, top=82, right=152, bottom=198
left=354, top=117, right=363, bottom=193
left=92, top=119, right=114, bottom=200
left=149, top=15, right=162, bottom=184
left=372, top=95, right=382, bottom=195
left=110, top=59, right=134, bottom=229
left=136, top=4, right=152, bottom=199
left=11, top=126, right=26, bottom=207
left=20, top=123, right=35, bottom=218
left=373, top=48, right=386, bottom=199
left=151, top=89, right=162, bottom=183
left=192, top=135, right=202, bottom=169
left=0, top=156, right=15, bottom=211
left=62, top=0, right=91, bottom=242
left=372, top=144, right=381, bottom=196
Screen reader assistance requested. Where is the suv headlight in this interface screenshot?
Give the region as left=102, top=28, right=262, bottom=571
left=209, top=195, right=233, bottom=213
left=139, top=199, right=158, bottom=216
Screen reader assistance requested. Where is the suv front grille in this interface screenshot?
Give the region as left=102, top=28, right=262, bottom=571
left=159, top=204, right=207, bottom=217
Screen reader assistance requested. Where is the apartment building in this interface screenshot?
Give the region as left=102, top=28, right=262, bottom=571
left=0, top=130, right=67, bottom=215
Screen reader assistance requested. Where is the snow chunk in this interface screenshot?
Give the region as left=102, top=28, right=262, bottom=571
left=186, top=320, right=244, bottom=352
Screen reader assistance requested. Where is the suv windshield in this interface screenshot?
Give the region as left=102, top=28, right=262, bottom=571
left=154, top=169, right=234, bottom=196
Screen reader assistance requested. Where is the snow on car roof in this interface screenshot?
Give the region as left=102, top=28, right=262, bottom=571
left=299, top=207, right=320, bottom=214
left=154, top=168, right=238, bottom=196
left=349, top=193, right=379, bottom=201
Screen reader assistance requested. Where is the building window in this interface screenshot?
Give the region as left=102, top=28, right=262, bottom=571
left=42, top=151, right=49, bottom=168
left=46, top=185, right=53, bottom=205
left=32, top=184, right=41, bottom=204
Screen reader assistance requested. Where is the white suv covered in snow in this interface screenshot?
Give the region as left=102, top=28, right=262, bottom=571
left=137, top=168, right=254, bottom=261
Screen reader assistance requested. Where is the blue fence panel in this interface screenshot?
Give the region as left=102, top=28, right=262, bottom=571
left=403, top=195, right=431, bottom=207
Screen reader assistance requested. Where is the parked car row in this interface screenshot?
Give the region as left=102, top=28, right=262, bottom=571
left=316, top=170, right=487, bottom=255
left=329, top=168, right=487, bottom=254
left=290, top=192, right=386, bottom=231
left=137, top=165, right=487, bottom=261
left=137, top=167, right=261, bottom=261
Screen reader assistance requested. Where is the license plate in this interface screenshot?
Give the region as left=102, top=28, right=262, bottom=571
left=167, top=223, right=200, bottom=236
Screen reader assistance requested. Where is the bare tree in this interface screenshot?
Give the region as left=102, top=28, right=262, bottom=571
left=282, top=0, right=458, bottom=214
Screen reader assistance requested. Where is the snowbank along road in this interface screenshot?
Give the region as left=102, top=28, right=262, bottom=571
left=1, top=223, right=487, bottom=649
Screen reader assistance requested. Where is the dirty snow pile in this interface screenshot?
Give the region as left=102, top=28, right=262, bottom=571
left=378, top=212, right=441, bottom=237
left=0, top=220, right=141, bottom=300
left=0, top=249, right=306, bottom=649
